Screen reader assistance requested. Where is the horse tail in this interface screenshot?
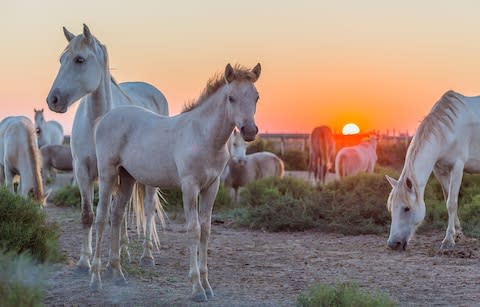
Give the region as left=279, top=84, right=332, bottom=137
left=27, top=124, right=45, bottom=204
left=129, top=183, right=166, bottom=251
left=276, top=156, right=285, bottom=177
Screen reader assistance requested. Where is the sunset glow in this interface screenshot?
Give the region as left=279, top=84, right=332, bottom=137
left=342, top=123, right=360, bottom=135
left=2, top=2, right=480, bottom=136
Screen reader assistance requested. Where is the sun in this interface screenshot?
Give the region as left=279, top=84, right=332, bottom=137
left=342, top=123, right=360, bottom=135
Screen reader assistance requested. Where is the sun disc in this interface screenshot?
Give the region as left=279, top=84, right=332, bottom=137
left=342, top=123, right=360, bottom=135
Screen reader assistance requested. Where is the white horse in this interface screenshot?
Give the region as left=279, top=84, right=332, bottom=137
left=222, top=130, right=284, bottom=203
left=39, top=144, right=73, bottom=184
left=34, top=108, right=64, bottom=147
left=92, top=63, right=261, bottom=301
left=0, top=116, right=45, bottom=203
left=335, top=137, right=377, bottom=179
left=386, top=90, right=480, bottom=251
left=46, top=24, right=169, bottom=272
left=308, top=125, right=336, bottom=184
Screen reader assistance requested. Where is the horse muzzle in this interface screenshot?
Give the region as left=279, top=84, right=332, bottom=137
left=46, top=88, right=69, bottom=113
left=387, top=238, right=408, bottom=251
left=240, top=124, right=258, bottom=142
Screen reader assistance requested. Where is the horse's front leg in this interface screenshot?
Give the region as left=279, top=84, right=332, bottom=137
left=181, top=180, right=206, bottom=302
left=198, top=178, right=220, bottom=299
left=140, top=185, right=159, bottom=266
left=441, top=162, right=464, bottom=251
left=75, top=163, right=95, bottom=273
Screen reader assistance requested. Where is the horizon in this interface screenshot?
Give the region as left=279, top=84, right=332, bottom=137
left=2, top=1, right=480, bottom=135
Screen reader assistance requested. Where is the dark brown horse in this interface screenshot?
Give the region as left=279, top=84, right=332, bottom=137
left=308, top=126, right=336, bottom=184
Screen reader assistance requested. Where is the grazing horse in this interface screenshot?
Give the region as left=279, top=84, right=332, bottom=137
left=222, top=130, right=284, bottom=203
left=34, top=108, right=64, bottom=147
left=46, top=24, right=169, bottom=272
left=92, top=63, right=261, bottom=301
left=386, top=90, right=480, bottom=251
left=40, top=144, right=73, bottom=183
left=308, top=126, right=335, bottom=184
left=335, top=137, right=377, bottom=179
left=0, top=116, right=45, bottom=203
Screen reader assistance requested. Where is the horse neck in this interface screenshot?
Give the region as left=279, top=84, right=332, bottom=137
left=85, top=74, right=113, bottom=121
left=401, top=135, right=439, bottom=190
left=192, top=89, right=235, bottom=150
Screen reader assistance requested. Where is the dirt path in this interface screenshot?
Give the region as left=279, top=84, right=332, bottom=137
left=43, top=175, right=480, bottom=306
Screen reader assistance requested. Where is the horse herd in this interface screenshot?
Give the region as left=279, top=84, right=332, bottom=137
left=1, top=24, right=479, bottom=302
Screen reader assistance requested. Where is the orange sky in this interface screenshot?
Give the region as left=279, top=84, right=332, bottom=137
left=2, top=1, right=480, bottom=135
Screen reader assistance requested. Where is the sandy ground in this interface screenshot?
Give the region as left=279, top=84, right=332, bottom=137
left=43, top=173, right=480, bottom=306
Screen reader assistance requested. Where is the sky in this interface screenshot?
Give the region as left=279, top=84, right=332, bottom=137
left=2, top=1, right=480, bottom=135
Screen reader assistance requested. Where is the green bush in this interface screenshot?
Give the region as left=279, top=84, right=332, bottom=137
left=297, top=282, right=396, bottom=307
left=376, top=140, right=409, bottom=171
left=51, top=184, right=99, bottom=208
left=0, top=188, right=62, bottom=262
left=0, top=250, right=46, bottom=307
left=246, top=137, right=276, bottom=154
left=280, top=149, right=309, bottom=171
left=161, top=185, right=233, bottom=212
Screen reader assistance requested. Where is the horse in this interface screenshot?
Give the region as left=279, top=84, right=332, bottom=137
left=222, top=130, right=284, bottom=203
left=34, top=108, right=64, bottom=147
left=46, top=24, right=169, bottom=272
left=335, top=137, right=377, bottom=179
left=308, top=126, right=336, bottom=184
left=39, top=144, right=73, bottom=184
left=0, top=116, right=45, bottom=203
left=386, top=90, right=480, bottom=251
left=92, top=63, right=261, bottom=301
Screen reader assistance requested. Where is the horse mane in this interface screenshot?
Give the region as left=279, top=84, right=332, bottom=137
left=26, top=123, right=44, bottom=203
left=405, top=90, right=464, bottom=182
left=182, top=65, right=259, bottom=113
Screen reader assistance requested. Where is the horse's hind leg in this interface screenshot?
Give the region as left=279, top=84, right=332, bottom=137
left=140, top=185, right=157, bottom=266
left=198, top=178, right=220, bottom=299
left=108, top=168, right=135, bottom=286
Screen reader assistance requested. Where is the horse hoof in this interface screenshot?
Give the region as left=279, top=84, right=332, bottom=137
left=90, top=280, right=102, bottom=292
left=205, top=288, right=214, bottom=299
left=140, top=257, right=155, bottom=267
left=440, top=241, right=455, bottom=252
left=191, top=292, right=208, bottom=302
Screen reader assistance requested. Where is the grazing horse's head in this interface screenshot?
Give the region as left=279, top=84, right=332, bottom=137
left=46, top=24, right=106, bottom=113
left=228, top=130, right=248, bottom=165
left=33, top=108, right=44, bottom=124
left=224, top=63, right=261, bottom=142
left=385, top=175, right=426, bottom=250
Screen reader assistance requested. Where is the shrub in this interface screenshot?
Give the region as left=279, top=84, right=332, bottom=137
left=297, top=282, right=396, bottom=307
left=280, top=149, right=309, bottom=171
left=0, top=188, right=62, bottom=262
left=376, top=140, right=409, bottom=171
left=51, top=184, right=99, bottom=208
left=0, top=250, right=46, bottom=307
left=161, top=185, right=233, bottom=212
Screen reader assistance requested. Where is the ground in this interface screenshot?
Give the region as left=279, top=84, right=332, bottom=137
left=43, top=174, right=480, bottom=307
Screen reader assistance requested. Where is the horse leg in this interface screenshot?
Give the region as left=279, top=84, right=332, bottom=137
left=0, top=164, right=5, bottom=186
left=119, top=212, right=131, bottom=263
left=108, top=169, right=135, bottom=286
left=75, top=164, right=95, bottom=273
left=140, top=185, right=157, bottom=266
left=440, top=162, right=464, bottom=251
left=181, top=179, right=206, bottom=302
left=90, top=167, right=116, bottom=291
left=4, top=163, right=15, bottom=193
left=198, top=178, right=219, bottom=299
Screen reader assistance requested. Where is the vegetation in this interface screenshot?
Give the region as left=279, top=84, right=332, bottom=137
left=0, top=187, right=62, bottom=262
left=297, top=282, right=396, bottom=307
left=0, top=250, right=46, bottom=307
left=51, top=184, right=99, bottom=208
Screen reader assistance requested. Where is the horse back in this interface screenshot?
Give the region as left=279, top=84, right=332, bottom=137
left=117, top=82, right=169, bottom=116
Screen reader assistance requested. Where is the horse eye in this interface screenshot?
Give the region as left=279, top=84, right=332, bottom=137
left=404, top=207, right=410, bottom=213
left=75, top=56, right=85, bottom=64
left=228, top=96, right=235, bottom=103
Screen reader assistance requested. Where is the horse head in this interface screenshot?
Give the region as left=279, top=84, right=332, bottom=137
left=224, top=63, right=261, bottom=142
left=229, top=130, right=248, bottom=165
left=46, top=24, right=107, bottom=113
left=385, top=175, right=426, bottom=250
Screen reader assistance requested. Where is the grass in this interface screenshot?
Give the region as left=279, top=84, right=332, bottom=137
left=0, top=250, right=46, bottom=307
left=0, top=187, right=62, bottom=262
left=297, top=282, right=396, bottom=307
left=51, top=184, right=99, bottom=208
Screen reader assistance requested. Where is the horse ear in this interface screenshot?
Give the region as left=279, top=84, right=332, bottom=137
left=40, top=108, right=44, bottom=112
left=225, top=64, right=235, bottom=83
left=63, top=26, right=75, bottom=42
left=83, top=23, right=93, bottom=44
left=252, top=63, right=261, bottom=82
left=385, top=175, right=398, bottom=188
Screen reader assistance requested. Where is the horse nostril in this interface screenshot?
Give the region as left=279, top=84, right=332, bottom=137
left=240, top=126, right=246, bottom=135
left=255, top=126, right=258, bottom=134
